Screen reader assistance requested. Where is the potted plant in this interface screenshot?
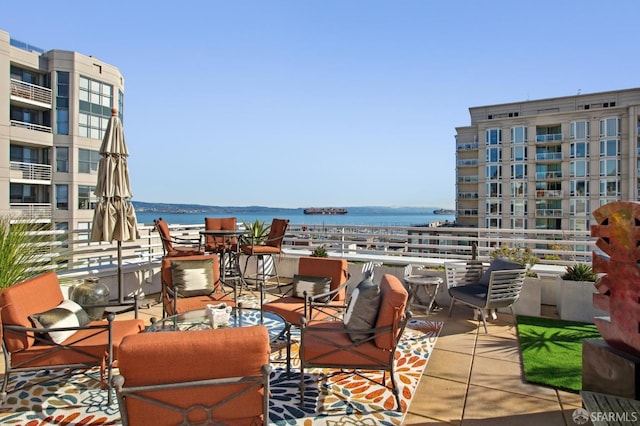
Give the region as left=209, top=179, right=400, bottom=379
left=241, top=220, right=270, bottom=245
left=311, top=245, right=328, bottom=258
left=557, top=263, right=603, bottom=323
left=0, top=215, right=55, bottom=290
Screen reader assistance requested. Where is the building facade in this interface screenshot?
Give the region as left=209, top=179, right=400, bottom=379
left=455, top=88, right=640, bottom=234
left=0, top=29, right=124, bottom=234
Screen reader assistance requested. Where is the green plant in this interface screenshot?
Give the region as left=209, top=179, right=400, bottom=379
left=0, top=215, right=55, bottom=289
left=561, top=263, right=597, bottom=282
left=311, top=245, right=328, bottom=257
left=490, top=245, right=539, bottom=276
left=241, top=220, right=270, bottom=245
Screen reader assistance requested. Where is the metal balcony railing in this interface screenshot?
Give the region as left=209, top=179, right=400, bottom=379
left=10, top=120, right=52, bottom=133
left=457, top=159, right=479, bottom=167
left=9, top=203, right=52, bottom=220
left=535, top=171, right=563, bottom=179
left=535, top=209, right=563, bottom=217
left=10, top=161, right=52, bottom=181
left=457, top=142, right=479, bottom=151
left=536, top=152, right=563, bottom=161
left=536, top=190, right=563, bottom=198
left=10, top=79, right=52, bottom=106
left=536, top=133, right=563, bottom=142
left=457, top=175, right=479, bottom=183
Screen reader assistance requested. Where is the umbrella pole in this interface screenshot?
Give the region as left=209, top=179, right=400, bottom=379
left=118, top=241, right=124, bottom=304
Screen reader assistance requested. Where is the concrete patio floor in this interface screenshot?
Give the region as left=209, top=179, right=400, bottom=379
left=125, top=293, right=586, bottom=426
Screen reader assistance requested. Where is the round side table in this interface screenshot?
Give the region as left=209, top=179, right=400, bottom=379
left=404, top=275, right=443, bottom=316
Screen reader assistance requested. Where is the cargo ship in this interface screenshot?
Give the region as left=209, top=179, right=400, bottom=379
left=433, top=209, right=455, bottom=215
left=303, top=208, right=348, bottom=215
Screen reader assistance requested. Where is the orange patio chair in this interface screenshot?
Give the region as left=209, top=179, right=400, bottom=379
left=298, top=273, right=411, bottom=411
left=153, top=217, right=203, bottom=258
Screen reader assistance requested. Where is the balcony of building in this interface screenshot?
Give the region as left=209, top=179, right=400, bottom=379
left=9, top=161, right=52, bottom=184
left=456, top=158, right=479, bottom=167
left=9, top=203, right=52, bottom=222
left=457, top=175, right=479, bottom=184
left=535, top=171, right=563, bottom=180
left=535, top=189, right=563, bottom=198
left=10, top=78, right=52, bottom=110
left=456, top=141, right=479, bottom=151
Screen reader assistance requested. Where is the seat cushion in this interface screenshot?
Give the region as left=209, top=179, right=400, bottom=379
left=478, top=258, right=525, bottom=287
left=301, top=321, right=391, bottom=366
left=449, top=284, right=488, bottom=308
left=169, top=293, right=235, bottom=316
left=11, top=318, right=144, bottom=368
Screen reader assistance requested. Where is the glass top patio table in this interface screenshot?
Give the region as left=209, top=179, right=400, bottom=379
left=147, top=307, right=287, bottom=343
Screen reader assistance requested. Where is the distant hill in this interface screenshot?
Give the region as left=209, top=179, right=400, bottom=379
left=132, top=201, right=449, bottom=215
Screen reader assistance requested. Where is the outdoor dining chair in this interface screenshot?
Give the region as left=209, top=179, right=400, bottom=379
left=153, top=218, right=203, bottom=258
left=240, top=218, right=289, bottom=295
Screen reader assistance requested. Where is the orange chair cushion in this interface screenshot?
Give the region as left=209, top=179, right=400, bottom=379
left=161, top=254, right=221, bottom=292
left=118, top=325, right=270, bottom=425
left=204, top=217, right=237, bottom=252
left=166, top=293, right=235, bottom=316
left=301, top=321, right=390, bottom=366
left=298, top=257, right=349, bottom=301
left=0, top=272, right=65, bottom=352
left=374, top=274, right=408, bottom=350
left=10, top=318, right=144, bottom=368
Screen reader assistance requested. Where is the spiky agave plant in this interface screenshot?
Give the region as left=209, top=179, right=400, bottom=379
left=0, top=215, right=55, bottom=289
left=561, top=263, right=598, bottom=282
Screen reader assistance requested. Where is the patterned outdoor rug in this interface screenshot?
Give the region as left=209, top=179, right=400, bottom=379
left=0, top=319, right=441, bottom=425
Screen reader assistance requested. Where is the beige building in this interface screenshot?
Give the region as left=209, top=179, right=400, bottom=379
left=0, top=29, right=125, bottom=234
left=455, top=88, right=640, bottom=233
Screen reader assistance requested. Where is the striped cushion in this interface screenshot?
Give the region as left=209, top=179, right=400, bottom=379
left=171, top=259, right=215, bottom=297
left=29, top=299, right=90, bottom=344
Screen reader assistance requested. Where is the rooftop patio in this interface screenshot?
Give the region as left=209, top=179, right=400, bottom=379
left=0, top=286, right=584, bottom=425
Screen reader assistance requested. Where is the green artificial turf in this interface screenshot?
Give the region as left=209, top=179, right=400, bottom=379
left=516, top=315, right=602, bottom=393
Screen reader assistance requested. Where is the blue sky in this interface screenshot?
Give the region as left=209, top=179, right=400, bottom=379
left=3, top=1, right=640, bottom=208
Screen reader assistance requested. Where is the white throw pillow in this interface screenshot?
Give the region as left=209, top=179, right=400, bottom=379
left=171, top=259, right=215, bottom=297
left=30, top=299, right=91, bottom=344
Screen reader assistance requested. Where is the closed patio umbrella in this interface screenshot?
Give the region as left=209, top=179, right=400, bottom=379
left=90, top=108, right=139, bottom=304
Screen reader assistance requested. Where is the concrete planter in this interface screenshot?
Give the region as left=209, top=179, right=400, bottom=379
left=556, top=277, right=607, bottom=323
left=498, top=276, right=541, bottom=317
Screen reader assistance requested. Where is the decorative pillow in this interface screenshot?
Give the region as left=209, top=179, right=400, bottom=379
left=344, top=272, right=381, bottom=342
left=171, top=259, right=215, bottom=297
left=292, top=275, right=332, bottom=302
left=29, top=299, right=91, bottom=344
left=478, top=257, right=525, bottom=287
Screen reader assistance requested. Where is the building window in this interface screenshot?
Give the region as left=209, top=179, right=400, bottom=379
left=486, top=218, right=502, bottom=228
left=486, top=182, right=502, bottom=197
left=570, top=141, right=589, bottom=158
left=78, top=76, right=113, bottom=140
left=55, top=184, right=68, bottom=210
left=511, top=145, right=527, bottom=161
left=486, top=165, right=502, bottom=180
left=570, top=219, right=589, bottom=231
left=55, top=222, right=69, bottom=249
left=485, top=128, right=502, bottom=145
left=486, top=200, right=502, bottom=215
left=511, top=164, right=527, bottom=179
left=570, top=160, right=589, bottom=178
left=510, top=126, right=527, bottom=143
left=570, top=199, right=590, bottom=216
left=56, top=147, right=68, bottom=172
left=486, top=147, right=502, bottom=163
left=600, top=159, right=619, bottom=177
left=600, top=118, right=619, bottom=137
left=571, top=180, right=589, bottom=196
left=511, top=181, right=527, bottom=197
left=511, top=218, right=527, bottom=229
left=600, top=179, right=620, bottom=197
left=78, top=148, right=100, bottom=174
left=78, top=185, right=97, bottom=209
left=570, top=121, right=590, bottom=140
left=511, top=200, right=527, bottom=216
left=56, top=71, right=69, bottom=135
left=600, top=139, right=619, bottom=157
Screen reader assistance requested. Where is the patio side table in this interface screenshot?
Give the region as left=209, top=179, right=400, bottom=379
left=404, top=275, right=442, bottom=316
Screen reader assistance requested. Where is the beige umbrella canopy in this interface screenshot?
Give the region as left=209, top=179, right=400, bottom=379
left=90, top=108, right=139, bottom=303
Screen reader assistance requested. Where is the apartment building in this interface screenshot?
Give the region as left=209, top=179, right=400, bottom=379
left=455, top=88, right=640, bottom=235
left=0, top=29, right=124, bottom=234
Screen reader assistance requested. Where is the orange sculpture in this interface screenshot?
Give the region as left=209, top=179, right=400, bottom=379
left=591, top=201, right=640, bottom=357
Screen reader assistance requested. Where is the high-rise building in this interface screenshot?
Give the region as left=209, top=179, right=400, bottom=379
left=455, top=88, right=640, bottom=233
left=0, top=29, right=125, bottom=234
